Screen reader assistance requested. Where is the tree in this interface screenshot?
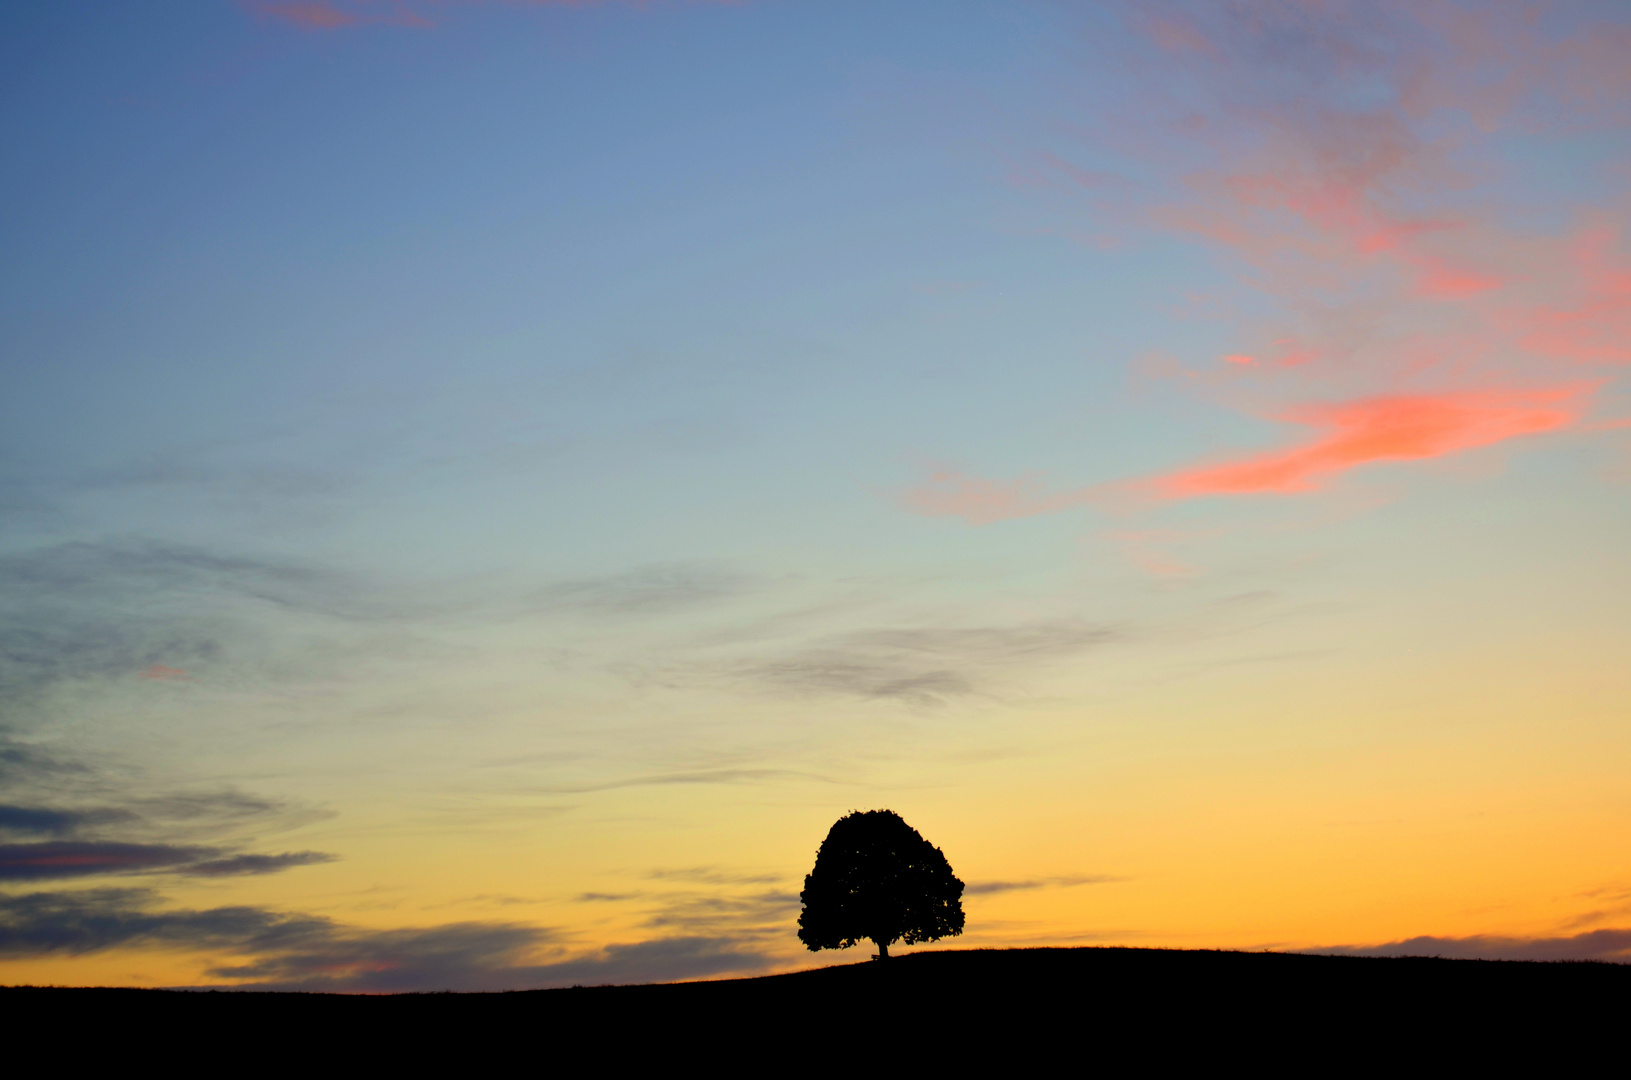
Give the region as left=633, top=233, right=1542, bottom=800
left=797, top=809, right=964, bottom=960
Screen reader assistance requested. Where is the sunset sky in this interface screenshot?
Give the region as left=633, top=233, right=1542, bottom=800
left=3, top=0, right=1630, bottom=990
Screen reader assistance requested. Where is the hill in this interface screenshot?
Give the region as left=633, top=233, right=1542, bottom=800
left=7, top=946, right=1624, bottom=1061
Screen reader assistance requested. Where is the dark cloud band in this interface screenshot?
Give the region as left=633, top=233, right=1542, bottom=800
left=0, top=889, right=771, bottom=992
left=0, top=842, right=334, bottom=881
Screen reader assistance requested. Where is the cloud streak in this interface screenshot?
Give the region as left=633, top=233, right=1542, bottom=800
left=0, top=842, right=335, bottom=882
left=0, top=538, right=402, bottom=622
left=0, top=733, right=335, bottom=890
left=724, top=622, right=1122, bottom=704
left=530, top=563, right=753, bottom=617
left=0, top=805, right=126, bottom=838
left=964, top=875, right=1122, bottom=896
left=0, top=537, right=457, bottom=728
left=0, top=889, right=773, bottom=991
left=568, top=866, right=800, bottom=966
left=540, top=767, right=833, bottom=795
left=1148, top=386, right=1590, bottom=497
left=248, top=1, right=431, bottom=30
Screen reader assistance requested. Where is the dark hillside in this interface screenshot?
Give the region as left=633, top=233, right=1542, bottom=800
left=8, top=947, right=1624, bottom=1061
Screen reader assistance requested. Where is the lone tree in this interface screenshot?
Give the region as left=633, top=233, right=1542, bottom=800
left=798, top=809, right=964, bottom=960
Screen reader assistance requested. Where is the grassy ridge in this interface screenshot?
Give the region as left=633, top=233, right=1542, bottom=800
left=8, top=947, right=1625, bottom=1059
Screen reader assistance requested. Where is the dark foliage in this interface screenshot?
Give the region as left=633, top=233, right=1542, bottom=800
left=798, top=809, right=964, bottom=958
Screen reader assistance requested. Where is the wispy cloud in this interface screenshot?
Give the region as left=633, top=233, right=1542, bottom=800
left=529, top=563, right=753, bottom=617
left=568, top=865, right=799, bottom=960
left=0, top=538, right=449, bottom=720
left=540, top=768, right=833, bottom=795
left=247, top=1, right=430, bottom=30
left=0, top=842, right=334, bottom=882
left=722, top=622, right=1122, bottom=704
left=0, top=732, right=334, bottom=889
left=508, top=935, right=775, bottom=988
left=253, top=2, right=360, bottom=29
left=0, top=538, right=401, bottom=621
left=645, top=866, right=783, bottom=886
left=0, top=735, right=88, bottom=786
left=641, top=890, right=799, bottom=937
left=907, top=2, right=1631, bottom=523
left=0, top=731, right=307, bottom=834
left=0, top=889, right=773, bottom=991
left=1, top=888, right=330, bottom=957
left=0, top=805, right=128, bottom=838
left=964, top=875, right=1122, bottom=896
left=0, top=842, right=210, bottom=881
left=185, top=852, right=337, bottom=878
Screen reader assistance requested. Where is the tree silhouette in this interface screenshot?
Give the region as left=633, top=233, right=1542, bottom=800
left=798, top=809, right=964, bottom=959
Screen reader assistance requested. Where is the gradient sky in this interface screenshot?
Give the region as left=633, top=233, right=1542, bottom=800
left=4, top=0, right=1631, bottom=990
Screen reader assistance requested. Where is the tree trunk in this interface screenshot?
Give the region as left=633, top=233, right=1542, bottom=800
left=873, top=939, right=889, bottom=960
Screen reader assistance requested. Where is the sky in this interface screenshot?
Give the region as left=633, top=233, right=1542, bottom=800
left=2, top=0, right=1630, bottom=990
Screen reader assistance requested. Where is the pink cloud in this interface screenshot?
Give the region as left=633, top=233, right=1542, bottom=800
left=250, top=0, right=441, bottom=29
left=1409, top=258, right=1504, bottom=299
left=1114, top=5, right=1631, bottom=319
left=904, top=384, right=1595, bottom=524
left=1270, top=339, right=1319, bottom=367
left=898, top=4, right=1631, bottom=524
left=252, top=2, right=360, bottom=28
left=1518, top=225, right=1631, bottom=365
left=1150, top=386, right=1591, bottom=498
left=139, top=665, right=191, bottom=681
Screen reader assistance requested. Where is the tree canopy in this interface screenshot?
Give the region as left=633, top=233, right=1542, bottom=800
left=797, top=809, right=964, bottom=959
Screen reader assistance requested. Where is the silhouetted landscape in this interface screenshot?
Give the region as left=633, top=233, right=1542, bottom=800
left=10, top=947, right=1626, bottom=1046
